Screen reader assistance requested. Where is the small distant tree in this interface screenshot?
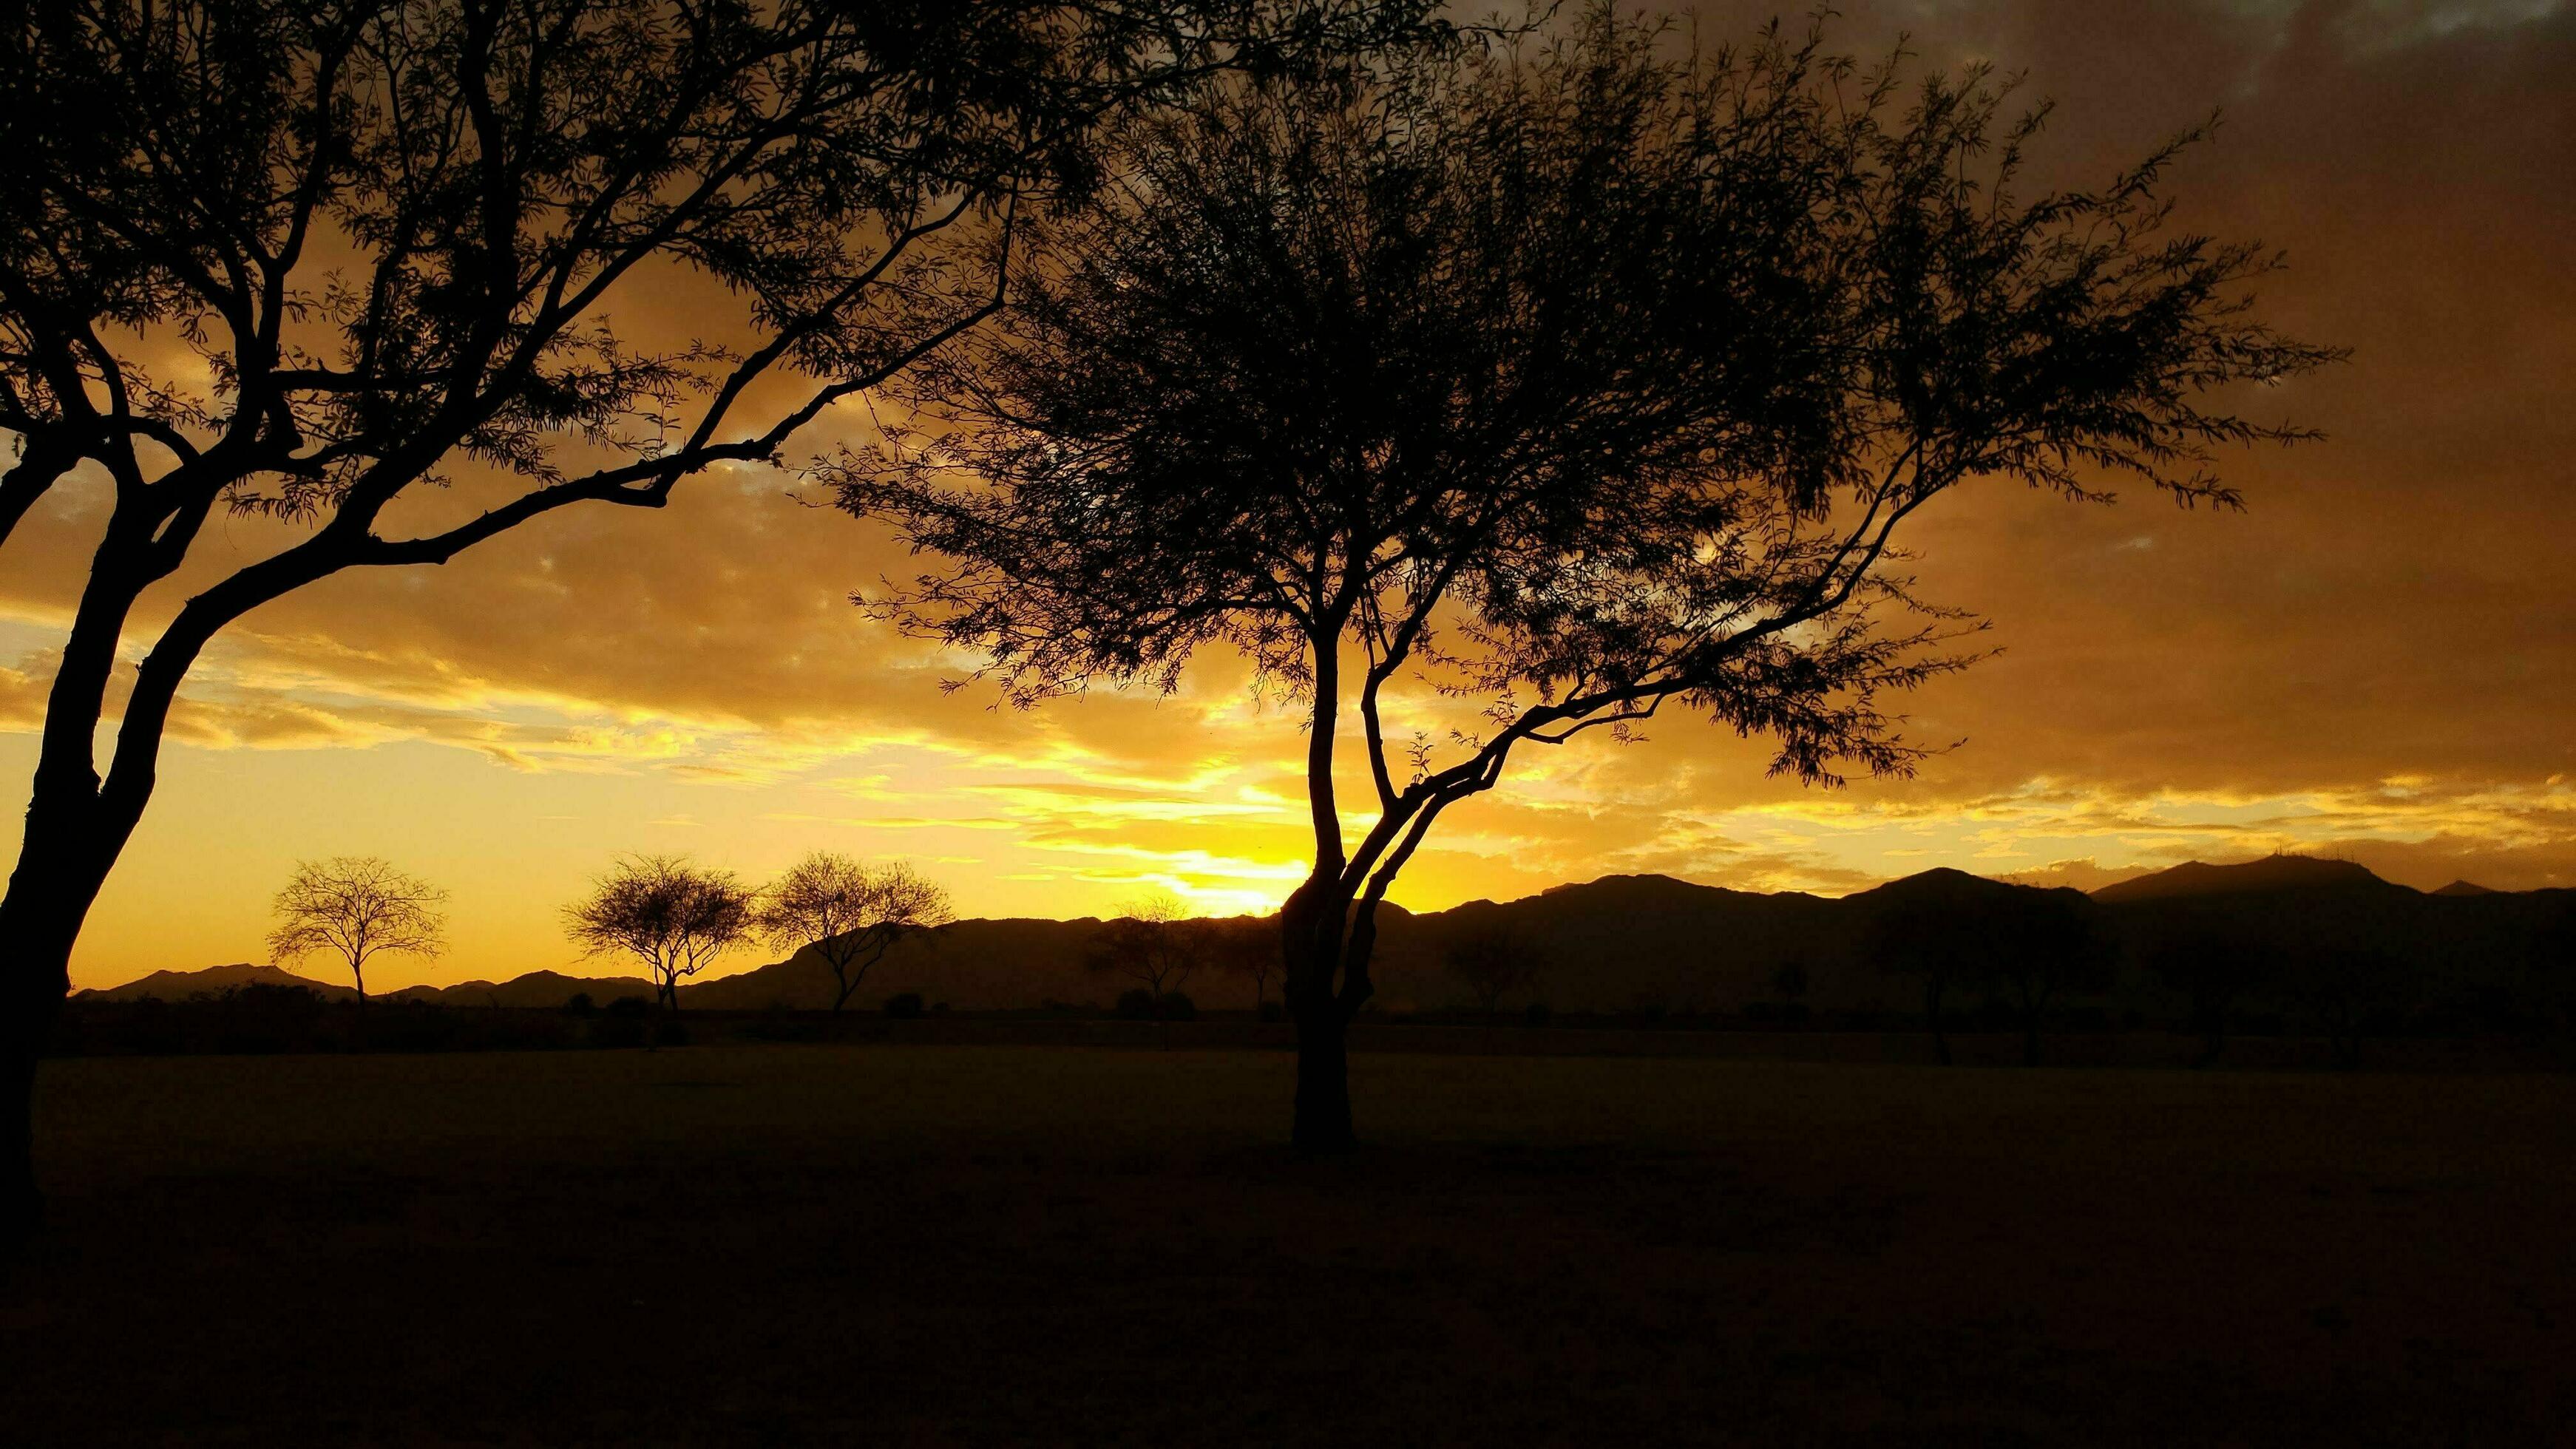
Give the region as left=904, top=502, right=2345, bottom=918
left=1987, top=889, right=2112, bottom=1066
left=563, top=855, right=754, bottom=1014
left=2278, top=944, right=2413, bottom=1069
left=1208, top=916, right=1282, bottom=1017
left=1870, top=902, right=1987, bottom=1068
left=2138, top=910, right=2276, bottom=1067
left=1445, top=931, right=1542, bottom=1029
left=754, top=854, right=954, bottom=1014
left=265, top=856, right=449, bottom=1003
left=1770, top=959, right=1811, bottom=1006
left=1090, top=892, right=1201, bottom=1026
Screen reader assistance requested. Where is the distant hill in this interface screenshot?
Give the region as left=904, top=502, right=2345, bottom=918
left=78, top=858, right=2575, bottom=1023
left=2091, top=854, right=2399, bottom=904
left=80, top=963, right=359, bottom=1002
left=2432, top=880, right=2495, bottom=897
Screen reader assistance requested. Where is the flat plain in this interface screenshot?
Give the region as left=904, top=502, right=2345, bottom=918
left=8, top=1044, right=2572, bottom=1445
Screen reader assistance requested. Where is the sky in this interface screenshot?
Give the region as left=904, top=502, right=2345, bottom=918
left=4, top=0, right=2572, bottom=991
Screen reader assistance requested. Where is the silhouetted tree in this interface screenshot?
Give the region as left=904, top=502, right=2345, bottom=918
left=563, top=855, right=754, bottom=1013
left=1987, top=889, right=2112, bottom=1066
left=2137, top=910, right=2276, bottom=1068
left=1770, top=959, right=1811, bottom=1007
left=1446, top=930, right=1542, bottom=1028
left=755, top=853, right=952, bottom=1014
left=1208, top=916, right=1281, bottom=1017
left=841, top=9, right=2337, bottom=1148
left=265, top=855, right=449, bottom=1003
left=0, top=0, right=1429, bottom=1238
left=2277, top=943, right=2413, bottom=1069
left=1868, top=883, right=1996, bottom=1067
left=1089, top=892, right=1201, bottom=1028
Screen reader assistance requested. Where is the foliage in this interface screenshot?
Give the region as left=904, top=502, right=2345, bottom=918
left=839, top=3, right=2340, bottom=1078
left=883, top=991, right=927, bottom=1019
left=753, top=852, right=953, bottom=1013
left=561, top=855, right=755, bottom=1010
left=1445, top=930, right=1543, bottom=1017
left=1086, top=891, right=1203, bottom=1004
left=265, top=856, right=449, bottom=1001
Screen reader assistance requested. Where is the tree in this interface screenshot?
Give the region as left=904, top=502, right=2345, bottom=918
left=1865, top=876, right=1997, bottom=1067
left=1207, top=915, right=1281, bottom=1017
left=2135, top=906, right=2277, bottom=1068
left=265, top=855, right=449, bottom=1002
left=0, top=0, right=1428, bottom=1238
left=1088, top=890, right=1201, bottom=1023
left=840, top=10, right=2338, bottom=1150
left=753, top=852, right=953, bottom=1014
left=1445, top=930, right=1542, bottom=1029
left=2277, top=944, right=2412, bottom=1070
left=563, top=855, right=755, bottom=1013
left=1985, top=888, right=2112, bottom=1066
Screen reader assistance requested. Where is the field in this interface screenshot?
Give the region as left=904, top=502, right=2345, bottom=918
left=7, top=1045, right=2573, bottom=1445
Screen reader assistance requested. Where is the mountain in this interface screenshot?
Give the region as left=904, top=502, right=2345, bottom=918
left=77, top=859, right=2574, bottom=1022
left=418, top=970, right=659, bottom=1008
left=2090, top=854, right=2399, bottom=904
left=79, top=963, right=359, bottom=1002
left=2432, top=880, right=2495, bottom=897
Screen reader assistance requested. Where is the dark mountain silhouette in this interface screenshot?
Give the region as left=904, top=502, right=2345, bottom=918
left=2091, top=854, right=2398, bottom=903
left=2432, top=879, right=2495, bottom=897
left=78, top=964, right=654, bottom=1008
left=80, top=963, right=360, bottom=1002
left=79, top=859, right=2573, bottom=1025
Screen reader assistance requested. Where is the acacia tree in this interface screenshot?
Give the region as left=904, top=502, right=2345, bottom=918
left=265, top=855, right=449, bottom=1002
left=1445, top=929, right=1542, bottom=1031
left=1984, top=886, right=2111, bottom=1067
left=1209, top=915, right=1279, bottom=1016
left=563, top=854, right=754, bottom=1012
left=840, top=10, right=2338, bottom=1149
left=1089, top=890, right=1201, bottom=1022
left=753, top=852, right=953, bottom=1014
left=0, top=0, right=1428, bottom=1235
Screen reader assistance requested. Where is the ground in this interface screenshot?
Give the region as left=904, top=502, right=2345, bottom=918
left=7, top=1045, right=2572, bottom=1445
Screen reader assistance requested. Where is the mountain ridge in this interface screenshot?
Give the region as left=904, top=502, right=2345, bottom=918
left=77, top=857, right=2569, bottom=1016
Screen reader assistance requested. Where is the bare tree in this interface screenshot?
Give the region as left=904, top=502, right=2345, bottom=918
left=754, top=852, right=953, bottom=1014
left=839, top=10, right=2337, bottom=1148
left=1208, top=916, right=1280, bottom=1017
left=563, top=855, right=754, bottom=1013
left=1445, top=930, right=1542, bottom=1031
left=0, top=0, right=1429, bottom=1238
left=265, top=855, right=449, bottom=1003
left=1089, top=890, right=1201, bottom=1022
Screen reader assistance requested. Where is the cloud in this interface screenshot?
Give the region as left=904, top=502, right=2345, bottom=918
left=7, top=0, right=2575, bottom=988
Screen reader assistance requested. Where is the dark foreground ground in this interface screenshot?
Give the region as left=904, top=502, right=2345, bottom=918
left=7, top=1047, right=2572, bottom=1446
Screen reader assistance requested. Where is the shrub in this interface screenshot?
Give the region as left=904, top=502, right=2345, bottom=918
left=1114, top=988, right=1157, bottom=1020
left=884, top=992, right=926, bottom=1019
left=1523, top=1002, right=1552, bottom=1028
left=563, top=992, right=595, bottom=1016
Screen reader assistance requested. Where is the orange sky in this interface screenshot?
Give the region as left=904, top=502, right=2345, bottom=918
left=5, top=0, right=2572, bottom=991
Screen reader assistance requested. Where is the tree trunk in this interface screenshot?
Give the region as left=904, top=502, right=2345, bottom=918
left=0, top=827, right=112, bottom=1247
left=1292, top=1000, right=1355, bottom=1153
left=1281, top=877, right=1361, bottom=1154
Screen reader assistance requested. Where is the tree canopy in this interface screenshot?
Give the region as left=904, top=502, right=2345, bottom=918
left=265, top=855, right=450, bottom=1001
left=838, top=7, right=2337, bottom=1147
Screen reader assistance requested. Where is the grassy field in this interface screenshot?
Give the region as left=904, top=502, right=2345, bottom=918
left=7, top=1045, right=2572, bottom=1445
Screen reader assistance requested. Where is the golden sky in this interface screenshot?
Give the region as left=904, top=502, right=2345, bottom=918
left=6, top=0, right=2572, bottom=991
